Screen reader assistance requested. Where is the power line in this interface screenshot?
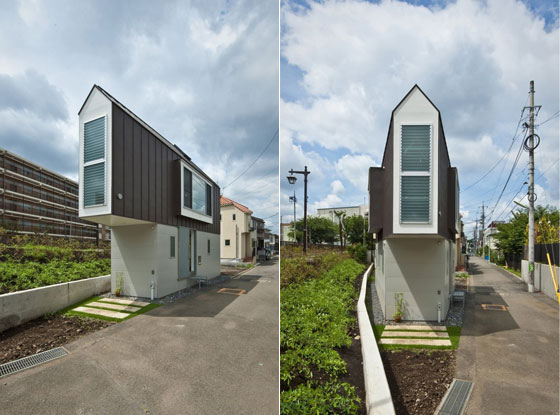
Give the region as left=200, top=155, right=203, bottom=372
left=261, top=212, right=279, bottom=220
left=222, top=128, right=279, bottom=190
left=461, top=94, right=529, bottom=193
left=536, top=110, right=559, bottom=127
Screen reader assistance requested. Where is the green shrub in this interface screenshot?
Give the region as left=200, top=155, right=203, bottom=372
left=281, top=257, right=365, bottom=413
left=345, top=244, right=367, bottom=264
left=281, top=382, right=360, bottom=415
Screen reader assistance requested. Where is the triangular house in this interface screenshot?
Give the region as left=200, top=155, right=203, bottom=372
left=369, top=85, right=459, bottom=322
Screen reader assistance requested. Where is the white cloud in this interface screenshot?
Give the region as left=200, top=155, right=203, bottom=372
left=310, top=193, right=343, bottom=215
left=335, top=154, right=377, bottom=192
left=331, top=180, right=344, bottom=194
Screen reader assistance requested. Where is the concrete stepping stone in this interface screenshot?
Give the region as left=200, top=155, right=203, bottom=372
left=87, top=301, right=141, bottom=313
left=382, top=331, right=450, bottom=338
left=73, top=306, right=129, bottom=319
left=379, top=338, right=452, bottom=346
left=384, top=324, right=447, bottom=331
left=98, top=298, right=150, bottom=307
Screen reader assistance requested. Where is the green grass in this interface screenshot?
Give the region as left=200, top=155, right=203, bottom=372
left=63, top=296, right=160, bottom=322
left=455, top=272, right=469, bottom=279
left=375, top=325, right=462, bottom=351
left=497, top=264, right=522, bottom=278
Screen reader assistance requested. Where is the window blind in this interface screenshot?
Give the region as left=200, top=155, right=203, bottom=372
left=83, top=163, right=105, bottom=206
left=84, top=117, right=105, bottom=163
left=401, top=125, right=430, bottom=172
left=401, top=176, right=430, bottom=222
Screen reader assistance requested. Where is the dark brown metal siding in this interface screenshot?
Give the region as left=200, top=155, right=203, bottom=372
left=381, top=121, right=394, bottom=239
left=369, top=167, right=384, bottom=234
left=437, top=118, right=453, bottom=240
left=447, top=167, right=458, bottom=236
left=111, top=103, right=220, bottom=234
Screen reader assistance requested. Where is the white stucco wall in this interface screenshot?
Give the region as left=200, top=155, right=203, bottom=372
left=392, top=87, right=439, bottom=235
left=111, top=224, right=220, bottom=299
left=380, top=237, right=452, bottom=321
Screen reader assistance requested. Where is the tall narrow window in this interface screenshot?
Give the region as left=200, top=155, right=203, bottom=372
left=183, top=166, right=212, bottom=218
left=170, top=236, right=176, bottom=258
left=183, top=168, right=192, bottom=209
left=83, top=116, right=106, bottom=207
left=207, top=239, right=211, bottom=254
left=400, top=125, right=431, bottom=223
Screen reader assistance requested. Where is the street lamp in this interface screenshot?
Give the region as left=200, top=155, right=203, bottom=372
left=289, top=193, right=297, bottom=244
left=287, top=166, right=310, bottom=253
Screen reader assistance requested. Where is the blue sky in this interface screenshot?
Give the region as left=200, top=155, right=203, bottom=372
left=280, top=0, right=559, bottom=239
left=0, top=0, right=279, bottom=232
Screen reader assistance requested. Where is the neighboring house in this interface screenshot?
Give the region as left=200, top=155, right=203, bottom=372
left=316, top=204, right=368, bottom=223
left=252, top=216, right=265, bottom=259
left=484, top=221, right=504, bottom=251
left=220, top=196, right=254, bottom=262
left=78, top=85, right=220, bottom=299
left=369, top=85, right=459, bottom=322
left=0, top=147, right=108, bottom=241
left=280, top=222, right=295, bottom=243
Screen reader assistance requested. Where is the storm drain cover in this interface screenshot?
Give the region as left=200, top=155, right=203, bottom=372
left=0, top=347, right=67, bottom=378
left=481, top=304, right=507, bottom=311
left=217, top=288, right=246, bottom=296
left=436, top=379, right=473, bottom=415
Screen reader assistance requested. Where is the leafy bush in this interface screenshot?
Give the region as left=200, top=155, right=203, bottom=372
left=345, top=244, right=367, bottom=264
left=281, top=382, right=360, bottom=415
left=281, top=256, right=365, bottom=414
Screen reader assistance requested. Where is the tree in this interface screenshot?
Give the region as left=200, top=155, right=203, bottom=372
left=343, top=215, right=366, bottom=245
left=291, top=216, right=338, bottom=244
left=333, top=210, right=347, bottom=250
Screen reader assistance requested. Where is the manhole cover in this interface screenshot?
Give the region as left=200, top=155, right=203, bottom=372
left=217, top=288, right=246, bottom=295
left=481, top=304, right=507, bottom=311
left=0, top=347, right=68, bottom=378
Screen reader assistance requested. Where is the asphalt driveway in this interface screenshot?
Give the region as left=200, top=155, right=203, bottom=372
left=0, top=260, right=279, bottom=415
left=456, top=256, right=558, bottom=415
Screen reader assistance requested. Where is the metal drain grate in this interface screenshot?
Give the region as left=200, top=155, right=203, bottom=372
left=482, top=304, right=507, bottom=311
left=0, top=347, right=67, bottom=378
left=436, top=379, right=473, bottom=415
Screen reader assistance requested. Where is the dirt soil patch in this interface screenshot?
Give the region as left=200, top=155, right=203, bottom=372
left=382, top=349, right=455, bottom=415
left=0, top=314, right=114, bottom=365
left=338, top=318, right=367, bottom=414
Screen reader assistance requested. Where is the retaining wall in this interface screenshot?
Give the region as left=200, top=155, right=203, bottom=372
left=521, top=260, right=559, bottom=301
left=357, top=264, right=395, bottom=414
left=0, top=275, right=110, bottom=333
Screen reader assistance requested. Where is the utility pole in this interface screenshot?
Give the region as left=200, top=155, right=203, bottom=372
left=473, top=219, right=478, bottom=252
left=481, top=202, right=485, bottom=259
left=528, top=80, right=536, bottom=293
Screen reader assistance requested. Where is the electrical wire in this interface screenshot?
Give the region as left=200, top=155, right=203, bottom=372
left=222, top=128, right=279, bottom=190
left=536, top=110, right=560, bottom=127
left=462, top=95, right=529, bottom=192
left=485, top=133, right=526, bottom=224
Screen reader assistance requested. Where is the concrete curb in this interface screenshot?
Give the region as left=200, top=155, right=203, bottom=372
left=357, top=264, right=396, bottom=415
left=0, top=275, right=110, bottom=333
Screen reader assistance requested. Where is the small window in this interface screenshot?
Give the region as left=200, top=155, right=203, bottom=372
left=225, top=239, right=230, bottom=246
left=170, top=236, right=175, bottom=258
left=207, top=239, right=211, bottom=254
left=233, top=214, right=236, bottom=220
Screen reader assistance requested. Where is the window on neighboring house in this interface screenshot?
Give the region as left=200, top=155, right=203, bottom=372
left=183, top=166, right=212, bottom=216
left=233, top=214, right=236, bottom=220
left=225, top=239, right=230, bottom=246
left=170, top=236, right=175, bottom=258
left=83, top=116, right=106, bottom=207
left=400, top=124, right=431, bottom=223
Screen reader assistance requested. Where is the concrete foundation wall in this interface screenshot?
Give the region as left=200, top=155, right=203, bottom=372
left=380, top=238, right=452, bottom=321
left=112, top=223, right=221, bottom=299
left=521, top=260, right=559, bottom=301
left=0, top=275, right=110, bottom=333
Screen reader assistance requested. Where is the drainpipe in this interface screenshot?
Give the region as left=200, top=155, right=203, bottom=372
left=437, top=302, right=441, bottom=323
left=150, top=280, right=155, bottom=301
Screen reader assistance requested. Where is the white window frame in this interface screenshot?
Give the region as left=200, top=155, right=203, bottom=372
left=83, top=115, right=107, bottom=208
left=180, top=159, right=213, bottom=224
left=399, top=123, right=432, bottom=225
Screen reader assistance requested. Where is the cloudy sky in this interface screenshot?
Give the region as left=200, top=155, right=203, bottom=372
left=280, top=0, right=559, bottom=239
left=0, top=0, right=279, bottom=231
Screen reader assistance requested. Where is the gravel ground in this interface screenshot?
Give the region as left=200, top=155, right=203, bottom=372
left=368, top=278, right=465, bottom=327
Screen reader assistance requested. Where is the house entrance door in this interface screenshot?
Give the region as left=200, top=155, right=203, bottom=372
left=179, top=227, right=196, bottom=277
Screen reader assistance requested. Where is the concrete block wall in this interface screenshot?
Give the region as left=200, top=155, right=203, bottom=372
left=0, top=275, right=110, bottom=333
left=521, top=260, right=559, bottom=301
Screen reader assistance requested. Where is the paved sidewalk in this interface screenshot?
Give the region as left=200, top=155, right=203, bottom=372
left=456, top=256, right=558, bottom=415
left=0, top=260, right=279, bottom=414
